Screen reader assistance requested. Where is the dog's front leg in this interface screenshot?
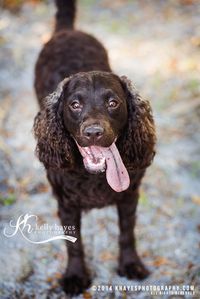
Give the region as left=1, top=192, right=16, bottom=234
left=58, top=203, right=91, bottom=295
left=117, top=189, right=150, bottom=280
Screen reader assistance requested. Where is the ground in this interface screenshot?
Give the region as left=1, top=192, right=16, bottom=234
left=0, top=1, right=200, bottom=298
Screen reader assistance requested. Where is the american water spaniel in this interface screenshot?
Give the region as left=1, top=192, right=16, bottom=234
left=33, top=0, right=156, bottom=295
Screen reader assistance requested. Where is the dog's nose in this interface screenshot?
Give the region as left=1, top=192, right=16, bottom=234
left=83, top=125, right=104, bottom=142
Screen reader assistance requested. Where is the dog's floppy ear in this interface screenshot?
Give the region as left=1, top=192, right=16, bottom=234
left=33, top=78, right=75, bottom=169
left=118, top=76, right=156, bottom=170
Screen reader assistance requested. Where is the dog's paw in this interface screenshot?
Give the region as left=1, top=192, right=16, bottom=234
left=118, top=261, right=150, bottom=280
left=60, top=274, right=91, bottom=295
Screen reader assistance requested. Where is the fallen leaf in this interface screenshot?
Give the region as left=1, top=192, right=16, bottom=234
left=191, top=36, right=200, bottom=47
left=141, top=250, right=151, bottom=258
left=188, top=262, right=194, bottom=270
left=54, top=272, right=62, bottom=280
left=83, top=291, right=92, bottom=299
left=46, top=276, right=53, bottom=283
left=192, top=195, right=200, bottom=205
left=160, top=270, right=173, bottom=276
left=100, top=251, right=117, bottom=261
left=152, top=256, right=172, bottom=267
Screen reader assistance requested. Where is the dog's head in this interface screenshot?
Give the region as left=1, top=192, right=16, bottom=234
left=62, top=72, right=127, bottom=148
left=34, top=71, right=156, bottom=192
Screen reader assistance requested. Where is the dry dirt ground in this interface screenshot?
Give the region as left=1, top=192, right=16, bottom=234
left=0, top=1, right=200, bottom=298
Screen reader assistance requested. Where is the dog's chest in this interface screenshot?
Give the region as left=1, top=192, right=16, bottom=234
left=47, top=168, right=125, bottom=209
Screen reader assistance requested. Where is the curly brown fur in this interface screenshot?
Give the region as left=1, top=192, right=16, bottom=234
left=117, top=76, right=156, bottom=170
left=34, top=78, right=76, bottom=169
left=33, top=0, right=156, bottom=295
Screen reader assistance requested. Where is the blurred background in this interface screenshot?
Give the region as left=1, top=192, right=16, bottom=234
left=0, top=0, right=200, bottom=298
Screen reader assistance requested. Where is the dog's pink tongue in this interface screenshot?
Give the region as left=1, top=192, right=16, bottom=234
left=77, top=142, right=130, bottom=192
left=103, top=143, right=130, bottom=192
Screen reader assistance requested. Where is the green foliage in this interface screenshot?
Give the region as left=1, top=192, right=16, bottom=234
left=190, top=160, right=200, bottom=178
left=0, top=193, right=16, bottom=206
left=139, top=191, right=149, bottom=207
left=187, top=78, right=200, bottom=96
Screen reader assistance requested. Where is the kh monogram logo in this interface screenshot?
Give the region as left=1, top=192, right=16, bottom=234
left=3, top=214, right=77, bottom=244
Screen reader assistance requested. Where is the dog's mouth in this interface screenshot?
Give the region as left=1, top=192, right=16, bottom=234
left=76, top=141, right=130, bottom=192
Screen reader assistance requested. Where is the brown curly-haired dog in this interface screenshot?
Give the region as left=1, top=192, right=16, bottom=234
left=33, top=0, right=156, bottom=295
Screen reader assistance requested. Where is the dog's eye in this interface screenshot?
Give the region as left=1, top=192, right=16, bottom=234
left=70, top=101, right=82, bottom=110
left=108, top=99, right=119, bottom=109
